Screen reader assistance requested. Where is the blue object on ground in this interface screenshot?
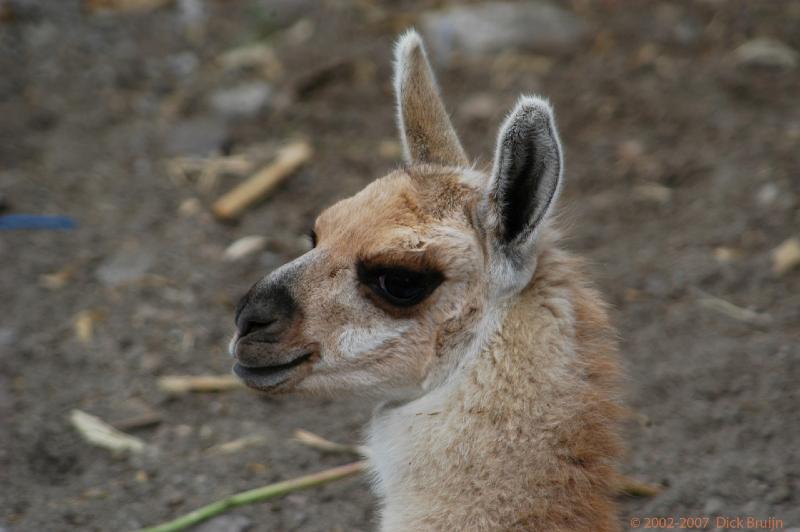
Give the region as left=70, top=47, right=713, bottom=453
left=0, top=215, right=77, bottom=230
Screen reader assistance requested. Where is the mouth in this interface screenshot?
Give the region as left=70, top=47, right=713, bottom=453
left=233, top=352, right=314, bottom=392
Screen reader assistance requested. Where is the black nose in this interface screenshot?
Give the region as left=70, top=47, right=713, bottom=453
left=235, top=280, right=297, bottom=342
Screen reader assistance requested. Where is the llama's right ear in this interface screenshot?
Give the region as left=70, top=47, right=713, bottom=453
left=394, top=30, right=468, bottom=167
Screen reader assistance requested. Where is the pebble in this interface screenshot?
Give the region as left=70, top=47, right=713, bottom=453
left=96, top=244, right=155, bottom=286
left=166, top=116, right=228, bottom=156
left=634, top=184, right=672, bottom=204
left=178, top=0, right=207, bottom=38
left=421, top=1, right=585, bottom=65
left=209, top=82, right=272, bottom=118
left=0, top=327, right=16, bottom=348
left=734, top=38, right=798, bottom=69
left=166, top=51, right=199, bottom=78
left=178, top=197, right=203, bottom=217
left=755, top=183, right=779, bottom=207
left=772, top=237, right=800, bottom=276
left=223, top=236, right=268, bottom=262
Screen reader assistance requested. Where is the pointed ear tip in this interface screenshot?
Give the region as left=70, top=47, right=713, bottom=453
left=394, top=29, right=424, bottom=58
left=515, top=95, right=555, bottom=119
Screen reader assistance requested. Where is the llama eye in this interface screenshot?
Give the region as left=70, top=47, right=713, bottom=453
left=308, top=229, right=318, bottom=248
left=378, top=271, right=426, bottom=304
left=358, top=263, right=444, bottom=308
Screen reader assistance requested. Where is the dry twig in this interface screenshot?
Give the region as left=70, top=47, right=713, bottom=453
left=212, top=141, right=312, bottom=221
left=697, top=291, right=771, bottom=326
left=157, top=375, right=243, bottom=395
left=293, top=429, right=370, bottom=457
left=207, top=435, right=268, bottom=455
left=618, top=476, right=663, bottom=498
left=70, top=409, right=146, bottom=454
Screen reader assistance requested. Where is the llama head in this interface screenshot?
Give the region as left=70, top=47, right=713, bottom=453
left=230, top=30, right=563, bottom=398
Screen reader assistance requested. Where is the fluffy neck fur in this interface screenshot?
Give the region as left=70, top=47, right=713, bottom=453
left=366, top=240, right=623, bottom=532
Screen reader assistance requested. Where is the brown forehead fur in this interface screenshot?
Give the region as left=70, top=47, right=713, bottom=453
left=315, top=166, right=477, bottom=261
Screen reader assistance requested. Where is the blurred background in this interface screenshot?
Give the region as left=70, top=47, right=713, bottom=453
left=1, top=1, right=799, bottom=530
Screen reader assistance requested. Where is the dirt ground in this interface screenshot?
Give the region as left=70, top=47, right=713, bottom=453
left=1, top=1, right=799, bottom=531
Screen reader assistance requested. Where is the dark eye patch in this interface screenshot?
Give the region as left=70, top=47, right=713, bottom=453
left=357, top=262, right=444, bottom=308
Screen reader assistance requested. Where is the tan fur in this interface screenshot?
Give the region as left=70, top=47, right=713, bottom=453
left=230, top=30, right=623, bottom=531
left=367, top=237, right=622, bottom=531
left=255, top=170, right=623, bottom=530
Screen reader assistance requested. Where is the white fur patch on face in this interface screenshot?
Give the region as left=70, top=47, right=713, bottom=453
left=337, top=322, right=412, bottom=358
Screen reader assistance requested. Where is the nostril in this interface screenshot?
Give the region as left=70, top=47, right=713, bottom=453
left=235, top=281, right=297, bottom=340
left=239, top=317, right=279, bottom=339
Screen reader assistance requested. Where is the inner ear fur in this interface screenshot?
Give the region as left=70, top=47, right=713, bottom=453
left=487, top=96, right=563, bottom=247
left=394, top=30, right=468, bottom=168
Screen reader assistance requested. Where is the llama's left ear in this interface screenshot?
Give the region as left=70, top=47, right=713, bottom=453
left=484, top=96, right=563, bottom=251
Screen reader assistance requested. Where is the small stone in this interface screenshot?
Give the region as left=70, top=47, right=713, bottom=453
left=198, top=424, right=214, bottom=439
left=0, top=327, right=16, bottom=348
left=756, top=183, right=779, bottom=207
left=178, top=0, right=207, bottom=39
left=167, top=52, right=199, bottom=78
left=772, top=237, right=800, bottom=276
left=713, top=247, right=740, bottom=263
left=174, top=425, right=193, bottom=438
left=73, top=310, right=100, bottom=344
left=166, top=116, right=228, bottom=156
left=283, top=18, right=315, bottom=46
left=734, top=38, right=798, bottom=69
left=96, top=244, right=155, bottom=286
left=39, top=266, right=74, bottom=290
left=634, top=184, right=672, bottom=204
left=209, top=82, right=272, bottom=118
left=194, top=514, right=253, bottom=532
left=421, top=1, right=585, bottom=65
left=617, top=140, right=645, bottom=163
left=223, top=236, right=268, bottom=261
left=178, top=197, right=203, bottom=217
left=219, top=43, right=284, bottom=80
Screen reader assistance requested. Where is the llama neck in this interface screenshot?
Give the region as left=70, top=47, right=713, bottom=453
left=367, top=247, right=622, bottom=532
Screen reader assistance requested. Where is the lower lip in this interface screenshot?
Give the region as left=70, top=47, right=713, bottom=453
left=233, top=353, right=313, bottom=391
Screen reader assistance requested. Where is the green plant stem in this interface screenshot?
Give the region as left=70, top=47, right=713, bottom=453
left=137, top=461, right=367, bottom=532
